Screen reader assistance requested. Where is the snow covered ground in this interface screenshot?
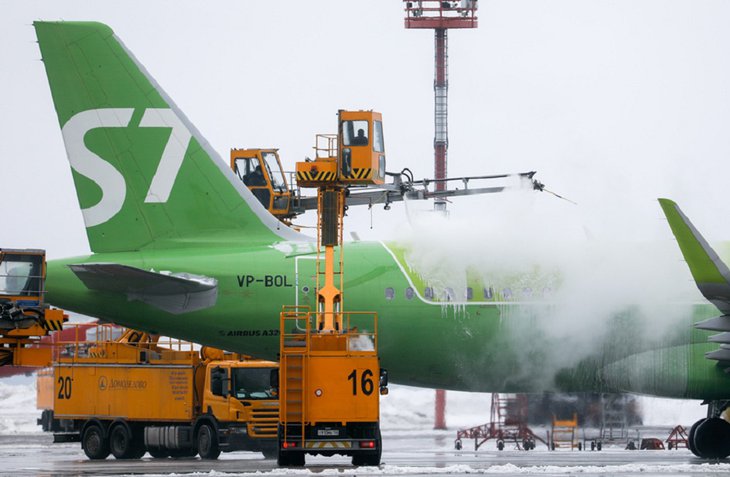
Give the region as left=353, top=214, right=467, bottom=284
left=0, top=377, right=721, bottom=476
left=0, top=376, right=706, bottom=436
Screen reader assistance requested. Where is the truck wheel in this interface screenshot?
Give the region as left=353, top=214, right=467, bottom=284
left=110, top=424, right=139, bottom=459
left=197, top=423, right=221, bottom=460
left=82, top=423, right=110, bottom=460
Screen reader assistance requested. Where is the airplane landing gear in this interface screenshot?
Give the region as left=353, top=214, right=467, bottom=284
left=690, top=417, right=730, bottom=459
left=689, top=401, right=730, bottom=459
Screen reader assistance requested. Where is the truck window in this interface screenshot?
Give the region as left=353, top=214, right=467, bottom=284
left=373, top=120, right=385, bottom=153
left=342, top=120, right=369, bottom=146
left=232, top=367, right=276, bottom=400
left=0, top=254, right=42, bottom=296
left=210, top=367, right=228, bottom=397
left=235, top=157, right=266, bottom=187
left=261, top=151, right=287, bottom=192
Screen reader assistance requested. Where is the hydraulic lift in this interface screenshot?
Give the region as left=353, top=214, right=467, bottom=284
left=275, top=110, right=389, bottom=467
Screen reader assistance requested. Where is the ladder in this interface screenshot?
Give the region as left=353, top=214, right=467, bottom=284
left=280, top=307, right=309, bottom=445
left=550, top=413, right=578, bottom=450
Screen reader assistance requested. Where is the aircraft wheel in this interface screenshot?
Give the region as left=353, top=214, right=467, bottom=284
left=692, top=417, right=730, bottom=459
left=688, top=418, right=706, bottom=457
left=197, top=423, right=221, bottom=460
left=82, top=423, right=110, bottom=460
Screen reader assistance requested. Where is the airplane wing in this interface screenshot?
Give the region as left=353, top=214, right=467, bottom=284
left=659, top=198, right=730, bottom=366
left=68, top=263, right=218, bottom=315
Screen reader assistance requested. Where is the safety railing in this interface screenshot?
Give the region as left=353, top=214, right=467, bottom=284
left=280, top=308, right=378, bottom=356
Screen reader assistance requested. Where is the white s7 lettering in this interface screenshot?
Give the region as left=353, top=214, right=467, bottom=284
left=61, top=109, right=134, bottom=228
left=61, top=108, right=193, bottom=228
left=140, top=108, right=192, bottom=203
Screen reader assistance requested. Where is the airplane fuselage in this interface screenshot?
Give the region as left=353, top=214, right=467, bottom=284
left=46, top=238, right=729, bottom=399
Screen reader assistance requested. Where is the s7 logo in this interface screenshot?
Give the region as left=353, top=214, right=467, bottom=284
left=61, top=108, right=191, bottom=227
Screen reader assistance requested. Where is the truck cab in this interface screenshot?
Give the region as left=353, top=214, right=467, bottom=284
left=201, top=359, right=279, bottom=458
left=230, top=149, right=294, bottom=219
left=0, top=249, right=44, bottom=301
left=296, top=110, right=386, bottom=188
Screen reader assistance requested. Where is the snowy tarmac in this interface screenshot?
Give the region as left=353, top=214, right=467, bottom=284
left=0, top=380, right=721, bottom=476
left=4, top=432, right=730, bottom=477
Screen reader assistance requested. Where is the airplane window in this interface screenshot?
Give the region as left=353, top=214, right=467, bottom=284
left=466, top=288, right=473, bottom=300
left=405, top=287, right=414, bottom=300
left=385, top=287, right=395, bottom=301
left=483, top=287, right=493, bottom=299
left=342, top=120, right=369, bottom=146
left=502, top=288, right=512, bottom=299
left=522, top=287, right=532, bottom=297
left=424, top=287, right=433, bottom=299
left=445, top=288, right=455, bottom=301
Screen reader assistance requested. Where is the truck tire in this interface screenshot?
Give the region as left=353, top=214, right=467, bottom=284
left=82, top=423, right=110, bottom=460
left=197, top=423, right=221, bottom=460
left=110, top=423, right=144, bottom=459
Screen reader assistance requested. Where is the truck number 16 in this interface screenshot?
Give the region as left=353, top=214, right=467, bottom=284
left=347, top=369, right=374, bottom=396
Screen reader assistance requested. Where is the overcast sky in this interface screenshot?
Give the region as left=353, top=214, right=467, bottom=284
left=3, top=1, right=730, bottom=259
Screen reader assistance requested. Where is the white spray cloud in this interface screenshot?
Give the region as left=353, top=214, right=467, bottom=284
left=392, top=183, right=701, bottom=391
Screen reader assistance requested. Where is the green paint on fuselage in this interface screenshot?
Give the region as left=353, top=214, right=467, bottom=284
left=46, top=239, right=727, bottom=398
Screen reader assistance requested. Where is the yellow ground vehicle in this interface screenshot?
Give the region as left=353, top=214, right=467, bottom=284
left=0, top=248, right=66, bottom=368
left=275, top=110, right=388, bottom=467
left=230, top=111, right=548, bottom=223
left=231, top=148, right=300, bottom=220
left=46, top=326, right=279, bottom=460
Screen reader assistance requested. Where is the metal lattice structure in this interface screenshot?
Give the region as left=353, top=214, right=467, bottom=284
left=455, top=394, right=546, bottom=451
left=404, top=0, right=478, bottom=211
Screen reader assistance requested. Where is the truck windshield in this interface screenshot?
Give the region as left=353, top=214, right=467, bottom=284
left=0, top=254, right=42, bottom=296
left=232, top=367, right=275, bottom=400
left=261, top=152, right=287, bottom=193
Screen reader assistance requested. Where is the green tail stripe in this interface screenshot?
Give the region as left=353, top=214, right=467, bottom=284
left=34, top=21, right=302, bottom=252
left=658, top=198, right=729, bottom=285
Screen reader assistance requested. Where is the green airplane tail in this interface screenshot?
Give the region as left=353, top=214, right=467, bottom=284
left=658, top=198, right=730, bottom=314
left=34, top=21, right=301, bottom=253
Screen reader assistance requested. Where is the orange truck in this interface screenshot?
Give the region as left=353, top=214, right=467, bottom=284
left=40, top=327, right=279, bottom=460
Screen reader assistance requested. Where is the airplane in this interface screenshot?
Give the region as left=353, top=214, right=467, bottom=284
left=28, top=21, right=730, bottom=457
